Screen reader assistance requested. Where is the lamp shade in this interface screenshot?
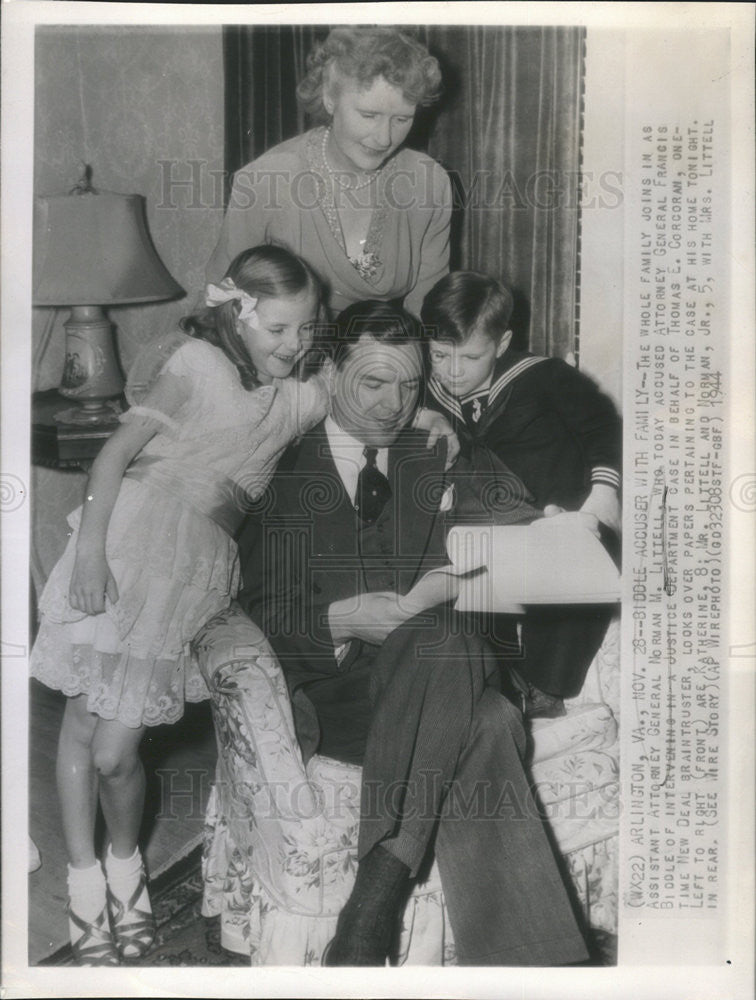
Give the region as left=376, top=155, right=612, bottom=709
left=33, top=191, right=184, bottom=306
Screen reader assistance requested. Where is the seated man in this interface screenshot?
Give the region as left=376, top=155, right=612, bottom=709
left=234, top=300, right=589, bottom=967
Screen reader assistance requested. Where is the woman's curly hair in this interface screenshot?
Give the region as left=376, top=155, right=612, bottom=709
left=296, top=27, right=442, bottom=121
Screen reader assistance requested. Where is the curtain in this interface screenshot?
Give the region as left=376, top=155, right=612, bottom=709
left=223, top=25, right=327, bottom=195
left=420, top=27, right=586, bottom=357
left=222, top=25, right=585, bottom=357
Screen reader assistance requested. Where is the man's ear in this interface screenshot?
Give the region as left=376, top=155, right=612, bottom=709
left=496, top=329, right=513, bottom=357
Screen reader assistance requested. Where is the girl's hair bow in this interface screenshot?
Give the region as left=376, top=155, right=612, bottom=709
left=205, top=277, right=259, bottom=327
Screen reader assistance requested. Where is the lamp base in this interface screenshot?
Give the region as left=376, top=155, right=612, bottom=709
left=57, top=305, right=125, bottom=422
left=53, top=399, right=123, bottom=426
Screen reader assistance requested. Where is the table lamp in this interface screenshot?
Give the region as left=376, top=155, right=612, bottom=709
left=33, top=171, right=184, bottom=424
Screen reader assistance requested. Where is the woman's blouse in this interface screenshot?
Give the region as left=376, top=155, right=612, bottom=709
left=206, top=127, right=452, bottom=318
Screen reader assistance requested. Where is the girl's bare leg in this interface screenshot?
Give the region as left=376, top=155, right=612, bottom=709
left=91, top=716, right=146, bottom=857
left=92, top=716, right=155, bottom=959
left=57, top=695, right=120, bottom=964
left=56, top=694, right=99, bottom=867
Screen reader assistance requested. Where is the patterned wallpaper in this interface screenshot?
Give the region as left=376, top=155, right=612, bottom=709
left=32, top=26, right=225, bottom=590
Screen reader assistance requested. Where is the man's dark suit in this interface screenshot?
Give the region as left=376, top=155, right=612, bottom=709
left=236, top=422, right=588, bottom=966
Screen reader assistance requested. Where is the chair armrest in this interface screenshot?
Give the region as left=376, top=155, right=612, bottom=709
left=194, top=601, right=308, bottom=787
left=529, top=703, right=618, bottom=765
left=193, top=601, right=263, bottom=662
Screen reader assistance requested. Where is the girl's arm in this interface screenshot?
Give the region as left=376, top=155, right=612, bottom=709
left=69, top=420, right=157, bottom=615
left=290, top=357, right=334, bottom=436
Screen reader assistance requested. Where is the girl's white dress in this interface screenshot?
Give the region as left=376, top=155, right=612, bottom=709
left=30, top=335, right=328, bottom=728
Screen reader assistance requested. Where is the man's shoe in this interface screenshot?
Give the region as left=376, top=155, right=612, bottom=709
left=321, top=935, right=388, bottom=967
left=320, top=845, right=409, bottom=967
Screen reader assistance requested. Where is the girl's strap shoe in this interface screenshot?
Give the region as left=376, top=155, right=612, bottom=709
left=68, top=904, right=120, bottom=966
left=107, top=873, right=156, bottom=959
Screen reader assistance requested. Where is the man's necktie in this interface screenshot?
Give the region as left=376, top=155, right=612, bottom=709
left=355, top=447, right=392, bottom=524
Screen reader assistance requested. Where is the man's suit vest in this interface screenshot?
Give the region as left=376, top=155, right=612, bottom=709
left=236, top=425, right=450, bottom=656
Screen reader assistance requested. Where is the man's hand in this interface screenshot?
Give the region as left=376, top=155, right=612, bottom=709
left=328, top=592, right=414, bottom=646
left=400, top=569, right=460, bottom=615
left=542, top=505, right=602, bottom=539
left=413, top=408, right=460, bottom=469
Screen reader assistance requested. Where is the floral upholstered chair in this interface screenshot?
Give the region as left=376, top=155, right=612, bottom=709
left=528, top=613, right=620, bottom=936
left=195, top=605, right=620, bottom=965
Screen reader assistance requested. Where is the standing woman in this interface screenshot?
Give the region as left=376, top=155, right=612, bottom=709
left=206, top=26, right=451, bottom=318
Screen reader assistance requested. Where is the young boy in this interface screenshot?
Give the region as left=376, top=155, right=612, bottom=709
left=421, top=271, right=621, bottom=716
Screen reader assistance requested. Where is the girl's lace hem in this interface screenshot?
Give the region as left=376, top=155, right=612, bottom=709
left=31, top=635, right=211, bottom=728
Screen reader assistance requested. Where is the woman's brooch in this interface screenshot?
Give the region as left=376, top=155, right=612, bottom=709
left=349, top=251, right=382, bottom=280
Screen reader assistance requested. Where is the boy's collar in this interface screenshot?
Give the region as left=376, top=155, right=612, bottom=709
left=458, top=372, right=494, bottom=402
left=427, top=374, right=464, bottom=421
left=468, top=343, right=528, bottom=394
left=488, top=347, right=549, bottom=408
left=494, top=343, right=528, bottom=374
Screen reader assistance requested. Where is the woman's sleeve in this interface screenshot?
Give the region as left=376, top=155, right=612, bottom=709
left=205, top=163, right=271, bottom=285
left=404, top=163, right=452, bottom=318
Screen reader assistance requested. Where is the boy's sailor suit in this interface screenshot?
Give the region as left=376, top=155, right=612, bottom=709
left=427, top=346, right=622, bottom=698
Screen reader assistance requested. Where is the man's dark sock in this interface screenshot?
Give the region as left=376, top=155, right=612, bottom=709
left=523, top=686, right=566, bottom=719
left=323, top=844, right=411, bottom=966
left=509, top=667, right=566, bottom=719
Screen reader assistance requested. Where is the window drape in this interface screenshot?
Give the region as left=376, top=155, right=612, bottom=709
left=222, top=24, right=585, bottom=358
left=223, top=25, right=325, bottom=187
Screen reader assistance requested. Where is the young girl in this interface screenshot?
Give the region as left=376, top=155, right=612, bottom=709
left=30, top=244, right=332, bottom=965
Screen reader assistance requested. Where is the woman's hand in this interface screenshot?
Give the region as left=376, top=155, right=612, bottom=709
left=413, top=407, right=460, bottom=469
left=69, top=548, right=119, bottom=616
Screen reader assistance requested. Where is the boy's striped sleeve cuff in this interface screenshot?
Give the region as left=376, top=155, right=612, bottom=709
left=591, top=466, right=621, bottom=489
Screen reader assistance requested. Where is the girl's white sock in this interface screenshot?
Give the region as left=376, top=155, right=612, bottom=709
left=103, top=844, right=144, bottom=904
left=67, top=860, right=107, bottom=924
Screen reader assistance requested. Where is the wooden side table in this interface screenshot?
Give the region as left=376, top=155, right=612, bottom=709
left=31, top=391, right=123, bottom=470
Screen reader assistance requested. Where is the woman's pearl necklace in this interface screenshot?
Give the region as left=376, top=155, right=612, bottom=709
left=321, top=127, right=381, bottom=191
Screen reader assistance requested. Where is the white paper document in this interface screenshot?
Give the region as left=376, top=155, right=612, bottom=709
left=443, top=520, right=621, bottom=611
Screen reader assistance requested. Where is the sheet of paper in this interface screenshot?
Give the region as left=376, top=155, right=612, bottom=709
left=446, top=521, right=621, bottom=608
